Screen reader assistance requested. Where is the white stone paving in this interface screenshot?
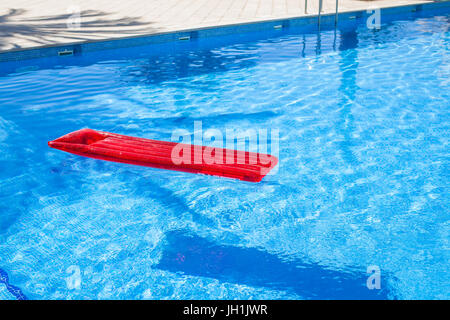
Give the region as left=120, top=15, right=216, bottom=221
left=0, top=0, right=439, bottom=52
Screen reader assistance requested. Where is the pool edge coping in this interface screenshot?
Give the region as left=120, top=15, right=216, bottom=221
left=0, top=0, right=449, bottom=62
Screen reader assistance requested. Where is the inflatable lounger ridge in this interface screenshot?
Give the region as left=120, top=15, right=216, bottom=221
left=48, top=129, right=278, bottom=182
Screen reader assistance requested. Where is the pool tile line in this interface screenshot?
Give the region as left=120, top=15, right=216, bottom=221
left=0, top=268, right=28, bottom=300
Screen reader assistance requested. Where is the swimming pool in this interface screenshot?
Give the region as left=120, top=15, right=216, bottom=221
left=0, top=4, right=449, bottom=300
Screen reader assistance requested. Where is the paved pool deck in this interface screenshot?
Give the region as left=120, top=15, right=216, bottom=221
left=0, top=0, right=442, bottom=53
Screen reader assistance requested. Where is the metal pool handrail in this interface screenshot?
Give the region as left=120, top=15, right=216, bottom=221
left=305, top=0, right=339, bottom=27
left=318, top=0, right=323, bottom=28
left=335, top=0, right=339, bottom=26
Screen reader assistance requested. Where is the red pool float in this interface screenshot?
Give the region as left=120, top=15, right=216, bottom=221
left=48, top=129, right=278, bottom=182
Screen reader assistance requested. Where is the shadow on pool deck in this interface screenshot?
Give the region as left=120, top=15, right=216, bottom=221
left=156, top=230, right=391, bottom=299
left=0, top=8, right=158, bottom=51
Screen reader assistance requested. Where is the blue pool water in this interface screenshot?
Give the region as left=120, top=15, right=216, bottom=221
left=0, top=7, right=449, bottom=300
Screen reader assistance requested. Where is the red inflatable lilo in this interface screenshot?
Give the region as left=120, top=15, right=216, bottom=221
left=48, top=129, right=278, bottom=182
